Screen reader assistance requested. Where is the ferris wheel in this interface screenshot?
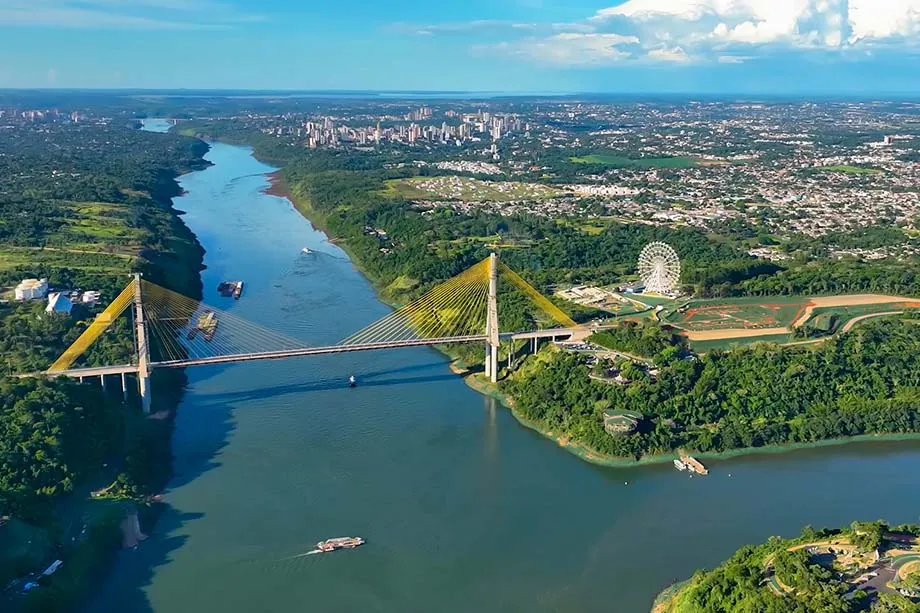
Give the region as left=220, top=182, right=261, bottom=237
left=637, top=242, right=681, bottom=295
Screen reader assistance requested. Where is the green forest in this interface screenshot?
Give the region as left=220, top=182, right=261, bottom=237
left=0, top=120, right=207, bottom=611
left=505, top=320, right=920, bottom=460
left=657, top=521, right=920, bottom=613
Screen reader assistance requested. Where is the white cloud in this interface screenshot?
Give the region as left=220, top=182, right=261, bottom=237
left=647, top=46, right=692, bottom=62
left=479, top=32, right=639, bottom=65
left=0, top=0, right=260, bottom=29
left=480, top=0, right=920, bottom=65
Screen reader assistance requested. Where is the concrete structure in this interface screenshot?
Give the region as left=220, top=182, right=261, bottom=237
left=133, top=274, right=152, bottom=413
left=15, top=278, right=48, bottom=301
left=36, top=257, right=588, bottom=398
left=485, top=252, right=500, bottom=383
left=603, top=410, right=643, bottom=436
left=45, top=292, right=73, bottom=315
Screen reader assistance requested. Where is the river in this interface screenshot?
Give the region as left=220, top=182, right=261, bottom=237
left=88, top=118, right=920, bottom=613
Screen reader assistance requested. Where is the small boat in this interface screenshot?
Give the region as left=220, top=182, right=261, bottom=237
left=316, top=536, right=364, bottom=552
left=218, top=281, right=244, bottom=299
left=301, top=247, right=312, bottom=254
left=673, top=459, right=687, bottom=471
left=348, top=375, right=357, bottom=388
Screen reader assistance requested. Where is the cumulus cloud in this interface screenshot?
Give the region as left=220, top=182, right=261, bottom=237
left=463, top=0, right=920, bottom=65
left=0, top=0, right=260, bottom=29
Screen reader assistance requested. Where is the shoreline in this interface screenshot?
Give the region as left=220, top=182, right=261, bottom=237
left=253, top=147, right=920, bottom=471
left=455, top=362, right=920, bottom=468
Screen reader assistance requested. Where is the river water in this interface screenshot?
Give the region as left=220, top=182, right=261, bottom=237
left=89, top=119, right=920, bottom=613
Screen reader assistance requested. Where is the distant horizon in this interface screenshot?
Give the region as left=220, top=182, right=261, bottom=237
left=2, top=87, right=919, bottom=101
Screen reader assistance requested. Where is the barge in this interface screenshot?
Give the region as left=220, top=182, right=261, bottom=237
left=679, top=452, right=708, bottom=476
left=316, top=536, right=365, bottom=552
left=217, top=281, right=244, bottom=299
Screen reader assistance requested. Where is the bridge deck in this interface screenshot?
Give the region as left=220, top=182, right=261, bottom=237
left=40, top=327, right=597, bottom=379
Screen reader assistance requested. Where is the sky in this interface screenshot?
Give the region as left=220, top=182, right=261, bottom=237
left=1, top=0, right=919, bottom=93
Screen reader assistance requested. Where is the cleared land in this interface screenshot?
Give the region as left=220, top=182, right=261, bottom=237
left=682, top=326, right=790, bottom=342
left=569, top=154, right=696, bottom=169
left=665, top=294, right=920, bottom=348
left=792, top=294, right=920, bottom=328
left=384, top=176, right=563, bottom=202
left=667, top=296, right=808, bottom=332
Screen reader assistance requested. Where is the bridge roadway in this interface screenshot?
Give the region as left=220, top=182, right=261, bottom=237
left=41, top=327, right=591, bottom=379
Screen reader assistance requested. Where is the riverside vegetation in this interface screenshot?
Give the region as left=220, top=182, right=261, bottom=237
left=653, top=520, right=920, bottom=613
left=0, top=120, right=208, bottom=611
left=178, top=119, right=920, bottom=463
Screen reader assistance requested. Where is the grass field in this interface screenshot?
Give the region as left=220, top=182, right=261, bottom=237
left=665, top=296, right=809, bottom=332
left=665, top=294, right=920, bottom=350
left=0, top=200, right=144, bottom=274
left=569, top=154, right=696, bottom=169
left=821, top=165, right=883, bottom=175
left=804, top=302, right=920, bottom=333
left=689, top=333, right=794, bottom=353
left=383, top=176, right=563, bottom=202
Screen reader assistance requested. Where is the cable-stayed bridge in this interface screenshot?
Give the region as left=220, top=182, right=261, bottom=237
left=36, top=254, right=586, bottom=411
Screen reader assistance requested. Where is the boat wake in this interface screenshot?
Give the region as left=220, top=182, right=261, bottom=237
left=281, top=549, right=322, bottom=560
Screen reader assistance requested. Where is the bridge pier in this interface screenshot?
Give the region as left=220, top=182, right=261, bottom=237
left=133, top=274, right=152, bottom=413
left=485, top=253, right=500, bottom=383
left=121, top=372, right=128, bottom=402
left=100, top=374, right=106, bottom=392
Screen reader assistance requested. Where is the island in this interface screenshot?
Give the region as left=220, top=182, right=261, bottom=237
left=652, top=521, right=920, bottom=613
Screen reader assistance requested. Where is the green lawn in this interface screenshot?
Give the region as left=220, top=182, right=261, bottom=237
left=689, top=333, right=794, bottom=353
left=569, top=154, right=696, bottom=169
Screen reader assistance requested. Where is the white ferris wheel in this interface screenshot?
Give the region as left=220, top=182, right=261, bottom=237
left=637, top=242, right=681, bottom=295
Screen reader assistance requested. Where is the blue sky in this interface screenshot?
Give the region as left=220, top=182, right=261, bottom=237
left=1, top=0, right=919, bottom=93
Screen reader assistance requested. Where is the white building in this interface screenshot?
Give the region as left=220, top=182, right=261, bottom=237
left=46, top=292, right=73, bottom=315
left=14, top=278, right=48, bottom=301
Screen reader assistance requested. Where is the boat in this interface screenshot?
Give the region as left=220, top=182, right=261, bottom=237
left=218, top=281, right=244, bottom=299
left=679, top=452, right=708, bottom=476
left=316, top=536, right=364, bottom=552
left=197, top=311, right=218, bottom=342
left=348, top=375, right=357, bottom=388
left=673, top=459, right=687, bottom=471
left=301, top=247, right=312, bottom=254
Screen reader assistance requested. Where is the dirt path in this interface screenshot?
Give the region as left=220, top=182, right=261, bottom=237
left=792, top=295, right=920, bottom=328
left=683, top=327, right=789, bottom=341
left=840, top=311, right=904, bottom=333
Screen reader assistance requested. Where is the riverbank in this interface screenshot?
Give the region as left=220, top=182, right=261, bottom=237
left=260, top=164, right=920, bottom=473
left=5, top=124, right=210, bottom=613
left=456, top=359, right=920, bottom=469
left=187, top=127, right=920, bottom=476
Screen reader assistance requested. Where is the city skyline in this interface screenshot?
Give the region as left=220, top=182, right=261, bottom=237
left=1, top=0, right=919, bottom=93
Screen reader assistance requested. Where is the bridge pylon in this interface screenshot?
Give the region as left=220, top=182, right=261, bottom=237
left=133, top=273, right=152, bottom=413
left=485, top=252, right=500, bottom=383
